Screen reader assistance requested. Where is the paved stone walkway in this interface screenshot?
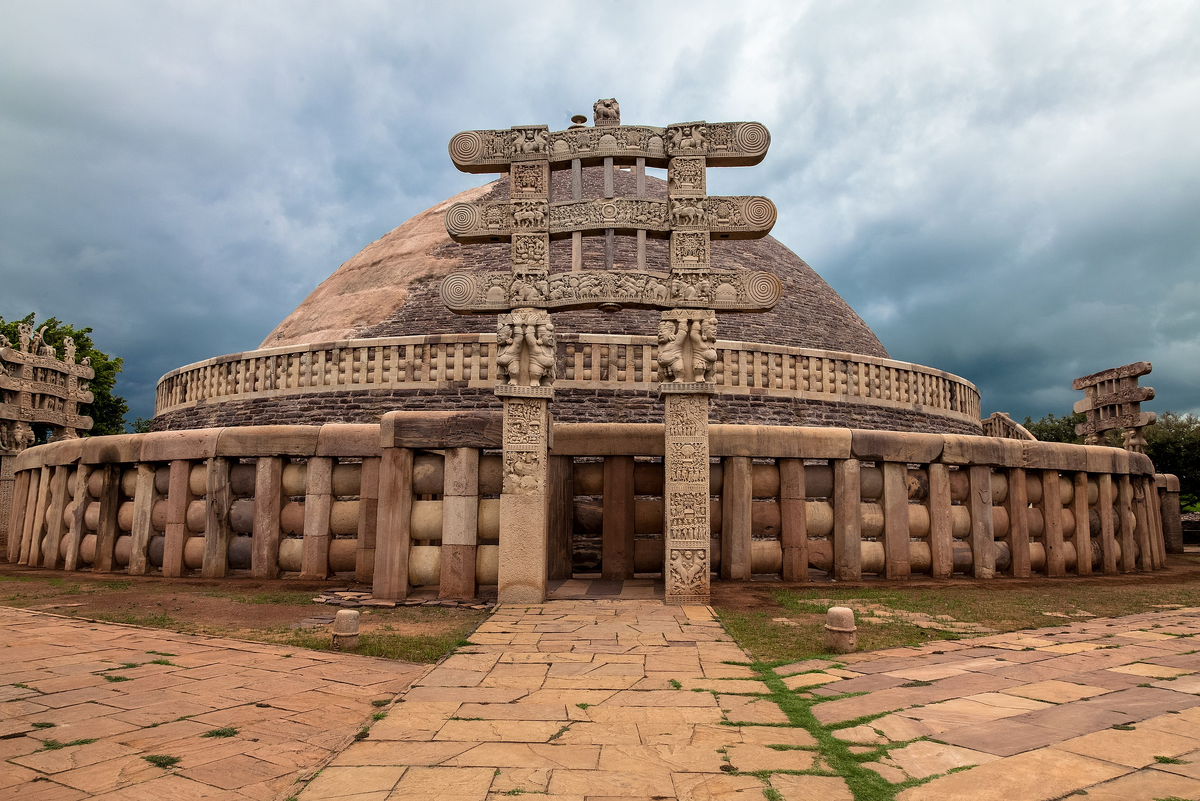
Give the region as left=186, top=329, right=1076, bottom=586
left=5, top=602, right=1200, bottom=800
left=0, top=607, right=424, bottom=800
left=299, top=602, right=1200, bottom=801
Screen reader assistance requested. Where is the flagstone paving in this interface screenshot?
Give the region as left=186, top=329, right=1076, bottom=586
left=0, top=606, right=425, bottom=800
left=299, top=602, right=1200, bottom=801
left=5, top=602, right=1200, bottom=800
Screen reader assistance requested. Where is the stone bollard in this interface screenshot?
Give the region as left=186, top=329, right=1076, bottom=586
left=824, top=606, right=857, bottom=654
left=332, top=609, right=360, bottom=651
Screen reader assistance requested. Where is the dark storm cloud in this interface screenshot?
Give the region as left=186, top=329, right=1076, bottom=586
left=1, top=1, right=1197, bottom=424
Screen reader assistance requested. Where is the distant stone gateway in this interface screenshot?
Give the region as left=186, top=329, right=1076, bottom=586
left=2, top=101, right=1181, bottom=604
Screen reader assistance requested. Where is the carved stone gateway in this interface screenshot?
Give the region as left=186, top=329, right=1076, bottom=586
left=0, top=329, right=94, bottom=551
left=1073, top=362, right=1155, bottom=453
left=441, top=100, right=780, bottom=604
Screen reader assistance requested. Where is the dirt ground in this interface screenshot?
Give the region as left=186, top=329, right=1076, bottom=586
left=710, top=552, right=1200, bottom=662
left=0, top=566, right=486, bottom=663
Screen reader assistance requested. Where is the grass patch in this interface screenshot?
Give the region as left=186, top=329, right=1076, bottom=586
left=201, top=590, right=318, bottom=606
left=102, top=675, right=131, bottom=683
left=201, top=727, right=238, bottom=738
left=372, top=712, right=387, bottom=721
left=143, top=754, right=181, bottom=768
left=149, top=658, right=175, bottom=666
left=146, top=651, right=176, bottom=657
left=31, top=722, right=54, bottom=729
left=720, top=608, right=962, bottom=664
left=717, top=581, right=1200, bottom=662
left=371, top=699, right=390, bottom=707
left=1155, top=755, right=1187, bottom=764
left=39, top=738, right=96, bottom=751
left=91, top=611, right=180, bottom=629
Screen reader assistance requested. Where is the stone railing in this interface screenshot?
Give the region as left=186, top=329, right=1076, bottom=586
left=4, top=419, right=1179, bottom=600
left=154, top=334, right=981, bottom=426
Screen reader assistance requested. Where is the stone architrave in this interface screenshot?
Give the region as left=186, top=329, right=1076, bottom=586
left=496, top=386, right=552, bottom=604
left=660, top=308, right=718, bottom=604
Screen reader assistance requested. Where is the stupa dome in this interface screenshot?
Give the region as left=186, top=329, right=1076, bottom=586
left=153, top=168, right=979, bottom=433
left=263, top=169, right=890, bottom=358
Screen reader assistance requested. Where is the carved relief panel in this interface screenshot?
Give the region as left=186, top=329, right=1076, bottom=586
left=663, top=388, right=714, bottom=604
left=501, top=397, right=549, bottom=495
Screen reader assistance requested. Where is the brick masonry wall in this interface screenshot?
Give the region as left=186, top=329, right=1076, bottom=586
left=151, top=385, right=982, bottom=435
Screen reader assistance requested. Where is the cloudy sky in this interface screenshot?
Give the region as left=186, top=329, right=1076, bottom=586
left=2, top=1, right=1198, bottom=425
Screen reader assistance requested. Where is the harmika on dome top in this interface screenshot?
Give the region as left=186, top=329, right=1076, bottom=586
left=153, top=167, right=980, bottom=433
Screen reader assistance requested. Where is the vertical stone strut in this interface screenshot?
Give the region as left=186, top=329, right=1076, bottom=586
left=663, top=389, right=713, bottom=604
left=497, top=388, right=552, bottom=603
left=660, top=309, right=719, bottom=604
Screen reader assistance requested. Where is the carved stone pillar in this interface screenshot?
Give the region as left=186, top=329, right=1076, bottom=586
left=497, top=388, right=552, bottom=604
left=0, top=451, right=15, bottom=558
left=495, top=305, right=556, bottom=604
left=660, top=308, right=718, bottom=605
left=663, top=388, right=713, bottom=604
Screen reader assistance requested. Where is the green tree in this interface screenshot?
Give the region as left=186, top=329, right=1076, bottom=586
left=1022, top=411, right=1086, bottom=444
left=1145, top=412, right=1200, bottom=511
left=0, top=314, right=128, bottom=438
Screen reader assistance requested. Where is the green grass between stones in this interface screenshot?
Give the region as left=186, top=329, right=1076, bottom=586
left=698, top=655, right=979, bottom=801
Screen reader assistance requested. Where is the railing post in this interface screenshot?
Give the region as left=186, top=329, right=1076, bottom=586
left=1040, top=470, right=1065, bottom=577
left=1132, top=477, right=1154, bottom=572
left=252, top=457, right=283, bottom=579
left=1117, top=475, right=1136, bottom=573
left=882, top=462, right=910, bottom=579
left=927, top=463, right=953, bottom=578
left=440, top=447, right=479, bottom=601
left=720, top=456, right=752, bottom=581
left=94, top=465, right=121, bottom=573
left=41, top=466, right=71, bottom=569
left=19, top=467, right=47, bottom=565
left=968, top=465, right=995, bottom=578
left=162, top=459, right=193, bottom=577
left=63, top=465, right=90, bottom=572
left=779, top=458, right=808, bottom=582
left=1097, top=473, right=1118, bottom=574
left=300, top=456, right=333, bottom=580
left=373, top=447, right=413, bottom=601
left=1073, top=472, right=1092, bottom=576
left=1160, top=475, right=1184, bottom=555
left=6, top=469, right=30, bottom=563
left=1005, top=467, right=1030, bottom=578
left=833, top=458, right=862, bottom=581
left=127, top=464, right=158, bottom=575
left=355, top=456, right=380, bottom=583
left=201, top=457, right=233, bottom=578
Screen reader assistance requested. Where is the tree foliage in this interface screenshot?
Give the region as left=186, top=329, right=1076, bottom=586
left=0, top=314, right=128, bottom=438
left=1145, top=412, right=1200, bottom=511
left=1022, top=411, right=1087, bottom=444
